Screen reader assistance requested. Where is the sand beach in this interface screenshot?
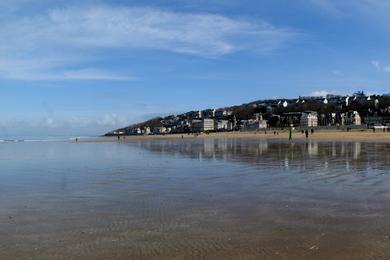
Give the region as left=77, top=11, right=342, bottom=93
left=81, top=129, right=390, bottom=143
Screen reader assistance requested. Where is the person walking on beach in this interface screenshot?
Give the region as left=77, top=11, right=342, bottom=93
left=305, top=130, right=309, bottom=138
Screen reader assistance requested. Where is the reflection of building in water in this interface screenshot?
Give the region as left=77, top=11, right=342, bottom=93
left=257, top=142, right=268, bottom=156
left=203, top=140, right=216, bottom=160
left=284, top=157, right=289, bottom=169
left=341, top=143, right=345, bottom=156
left=332, top=142, right=337, bottom=157
left=138, top=139, right=390, bottom=173
left=353, top=142, right=361, bottom=160
left=307, top=141, right=319, bottom=156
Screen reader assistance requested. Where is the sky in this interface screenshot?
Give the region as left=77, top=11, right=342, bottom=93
left=1, top=0, right=390, bottom=138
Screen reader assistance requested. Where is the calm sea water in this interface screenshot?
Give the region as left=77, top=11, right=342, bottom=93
left=1, top=138, right=390, bottom=259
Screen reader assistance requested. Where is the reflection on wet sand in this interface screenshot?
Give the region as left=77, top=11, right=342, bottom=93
left=138, top=139, right=389, bottom=172
left=1, top=139, right=390, bottom=260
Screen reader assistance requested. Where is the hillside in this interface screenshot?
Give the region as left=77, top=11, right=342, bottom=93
left=105, top=92, right=390, bottom=136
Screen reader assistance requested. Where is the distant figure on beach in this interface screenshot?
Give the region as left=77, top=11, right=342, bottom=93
left=75, top=138, right=78, bottom=143
left=373, top=128, right=376, bottom=133
left=311, top=128, right=314, bottom=135
left=305, top=130, right=309, bottom=138
left=301, top=130, right=304, bottom=134
left=181, top=135, right=184, bottom=139
left=274, top=131, right=276, bottom=135
left=117, top=135, right=120, bottom=141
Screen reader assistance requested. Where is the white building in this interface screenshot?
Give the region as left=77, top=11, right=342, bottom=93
left=132, top=128, right=142, bottom=135
left=243, top=120, right=268, bottom=130
left=300, top=112, right=318, bottom=127
left=142, top=127, right=151, bottom=135
left=214, top=120, right=233, bottom=131
left=192, top=119, right=215, bottom=132
left=345, top=111, right=361, bottom=126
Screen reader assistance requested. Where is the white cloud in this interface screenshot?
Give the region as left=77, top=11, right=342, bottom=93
left=11, top=5, right=295, bottom=56
left=0, top=5, right=296, bottom=81
left=310, top=90, right=341, bottom=97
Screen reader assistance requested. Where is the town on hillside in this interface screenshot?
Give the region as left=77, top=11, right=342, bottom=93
left=106, top=92, right=390, bottom=136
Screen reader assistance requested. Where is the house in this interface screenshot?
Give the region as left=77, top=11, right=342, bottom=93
left=242, top=120, right=268, bottom=130
left=214, top=120, right=233, bottom=131
left=186, top=110, right=202, bottom=119
left=202, top=109, right=216, bottom=118
left=192, top=119, right=215, bottom=132
left=364, top=116, right=383, bottom=126
left=142, top=127, right=151, bottom=135
left=215, top=109, right=233, bottom=119
left=153, top=126, right=167, bottom=135
left=132, top=128, right=142, bottom=135
left=300, top=111, right=318, bottom=127
left=344, top=111, right=361, bottom=126
left=280, top=112, right=302, bottom=127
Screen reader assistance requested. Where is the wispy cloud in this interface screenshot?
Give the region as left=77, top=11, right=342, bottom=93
left=310, top=90, right=341, bottom=97
left=62, top=69, right=133, bottom=81
left=0, top=58, right=132, bottom=81
left=0, top=5, right=296, bottom=81
left=43, top=6, right=293, bottom=56
left=383, top=67, right=390, bottom=73
left=371, top=60, right=381, bottom=71
left=308, top=0, right=343, bottom=16
left=307, top=0, right=390, bottom=21
left=370, top=60, right=390, bottom=74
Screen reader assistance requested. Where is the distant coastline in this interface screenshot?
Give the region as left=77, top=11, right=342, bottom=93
left=85, top=128, right=390, bottom=143
left=106, top=92, right=390, bottom=137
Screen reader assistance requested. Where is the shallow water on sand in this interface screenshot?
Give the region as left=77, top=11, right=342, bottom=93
left=1, top=139, right=390, bottom=260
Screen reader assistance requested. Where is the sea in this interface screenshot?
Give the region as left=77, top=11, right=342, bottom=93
left=1, top=138, right=390, bottom=259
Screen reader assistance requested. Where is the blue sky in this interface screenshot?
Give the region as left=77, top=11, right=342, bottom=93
left=1, top=0, right=390, bottom=138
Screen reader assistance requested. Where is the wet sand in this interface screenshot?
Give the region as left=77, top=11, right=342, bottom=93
left=1, top=139, right=390, bottom=259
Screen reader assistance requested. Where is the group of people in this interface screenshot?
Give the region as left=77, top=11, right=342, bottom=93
left=301, top=129, right=314, bottom=138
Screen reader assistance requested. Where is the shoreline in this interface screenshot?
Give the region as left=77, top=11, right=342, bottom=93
left=78, top=129, right=390, bottom=143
